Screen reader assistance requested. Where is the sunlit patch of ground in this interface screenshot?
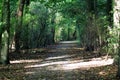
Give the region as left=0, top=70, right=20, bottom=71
left=24, top=57, right=114, bottom=71
left=45, top=55, right=75, bottom=60
left=10, top=59, right=42, bottom=64
left=59, top=41, right=79, bottom=44
left=61, top=58, right=113, bottom=70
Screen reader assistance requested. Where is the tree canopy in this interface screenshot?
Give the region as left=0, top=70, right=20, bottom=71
left=0, top=0, right=120, bottom=79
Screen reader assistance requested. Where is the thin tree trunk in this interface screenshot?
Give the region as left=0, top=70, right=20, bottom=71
left=67, top=26, right=70, bottom=40
left=85, top=0, right=97, bottom=51
left=51, top=13, right=56, bottom=43
left=105, top=0, right=113, bottom=59
left=15, top=0, right=25, bottom=52
left=117, top=34, right=120, bottom=78
left=76, top=18, right=83, bottom=46
left=107, top=0, right=113, bottom=27
left=0, top=34, right=2, bottom=63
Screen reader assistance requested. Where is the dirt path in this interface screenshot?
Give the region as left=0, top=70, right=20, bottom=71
left=23, top=41, right=115, bottom=80
left=0, top=41, right=117, bottom=80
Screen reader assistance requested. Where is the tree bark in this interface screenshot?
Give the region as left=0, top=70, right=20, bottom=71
left=15, top=0, right=25, bottom=52
left=107, top=0, right=113, bottom=27
left=51, top=11, right=56, bottom=43
left=67, top=25, right=70, bottom=40
left=85, top=0, right=97, bottom=51
left=0, top=0, right=10, bottom=64
left=113, top=0, right=120, bottom=78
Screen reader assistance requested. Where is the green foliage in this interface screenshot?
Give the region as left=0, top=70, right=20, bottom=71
left=0, top=0, right=119, bottom=55
left=61, top=0, right=86, bottom=18
left=20, top=1, right=50, bottom=48
left=29, top=1, right=48, bottom=17
left=107, top=27, right=120, bottom=54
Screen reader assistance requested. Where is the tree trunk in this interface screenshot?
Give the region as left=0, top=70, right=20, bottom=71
left=76, top=19, right=81, bottom=45
left=1, top=31, right=9, bottom=64
left=67, top=26, right=70, bottom=40
left=0, top=0, right=5, bottom=64
left=107, top=0, right=113, bottom=27
left=0, top=34, right=2, bottom=63
left=114, top=0, right=120, bottom=78
left=0, top=0, right=10, bottom=64
left=117, top=35, right=120, bottom=78
left=85, top=0, right=97, bottom=51
left=51, top=13, right=56, bottom=43
left=15, top=0, right=25, bottom=52
left=117, top=36, right=120, bottom=78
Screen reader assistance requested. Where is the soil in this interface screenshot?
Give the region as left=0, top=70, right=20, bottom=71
left=0, top=41, right=118, bottom=80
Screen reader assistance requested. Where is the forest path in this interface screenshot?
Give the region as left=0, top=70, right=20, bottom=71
left=0, top=41, right=116, bottom=80
left=23, top=41, right=114, bottom=80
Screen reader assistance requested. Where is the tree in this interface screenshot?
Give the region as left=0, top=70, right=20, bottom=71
left=85, top=0, right=97, bottom=51
left=113, top=0, right=120, bottom=78
left=107, top=0, right=113, bottom=27
left=0, top=0, right=10, bottom=64
left=15, top=0, right=26, bottom=52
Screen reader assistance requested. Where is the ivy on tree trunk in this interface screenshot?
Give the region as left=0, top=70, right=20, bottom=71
left=0, top=0, right=10, bottom=64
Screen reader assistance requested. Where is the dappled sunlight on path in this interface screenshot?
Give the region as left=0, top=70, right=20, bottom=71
left=24, top=57, right=113, bottom=70
left=0, top=41, right=116, bottom=80
left=22, top=41, right=115, bottom=80
left=61, top=58, right=113, bottom=70
left=10, top=59, right=42, bottom=64
left=25, top=56, right=114, bottom=70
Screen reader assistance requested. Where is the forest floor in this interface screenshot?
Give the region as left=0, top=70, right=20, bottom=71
left=0, top=41, right=118, bottom=80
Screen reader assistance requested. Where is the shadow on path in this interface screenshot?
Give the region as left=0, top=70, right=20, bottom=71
left=22, top=41, right=115, bottom=80
left=0, top=41, right=117, bottom=80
